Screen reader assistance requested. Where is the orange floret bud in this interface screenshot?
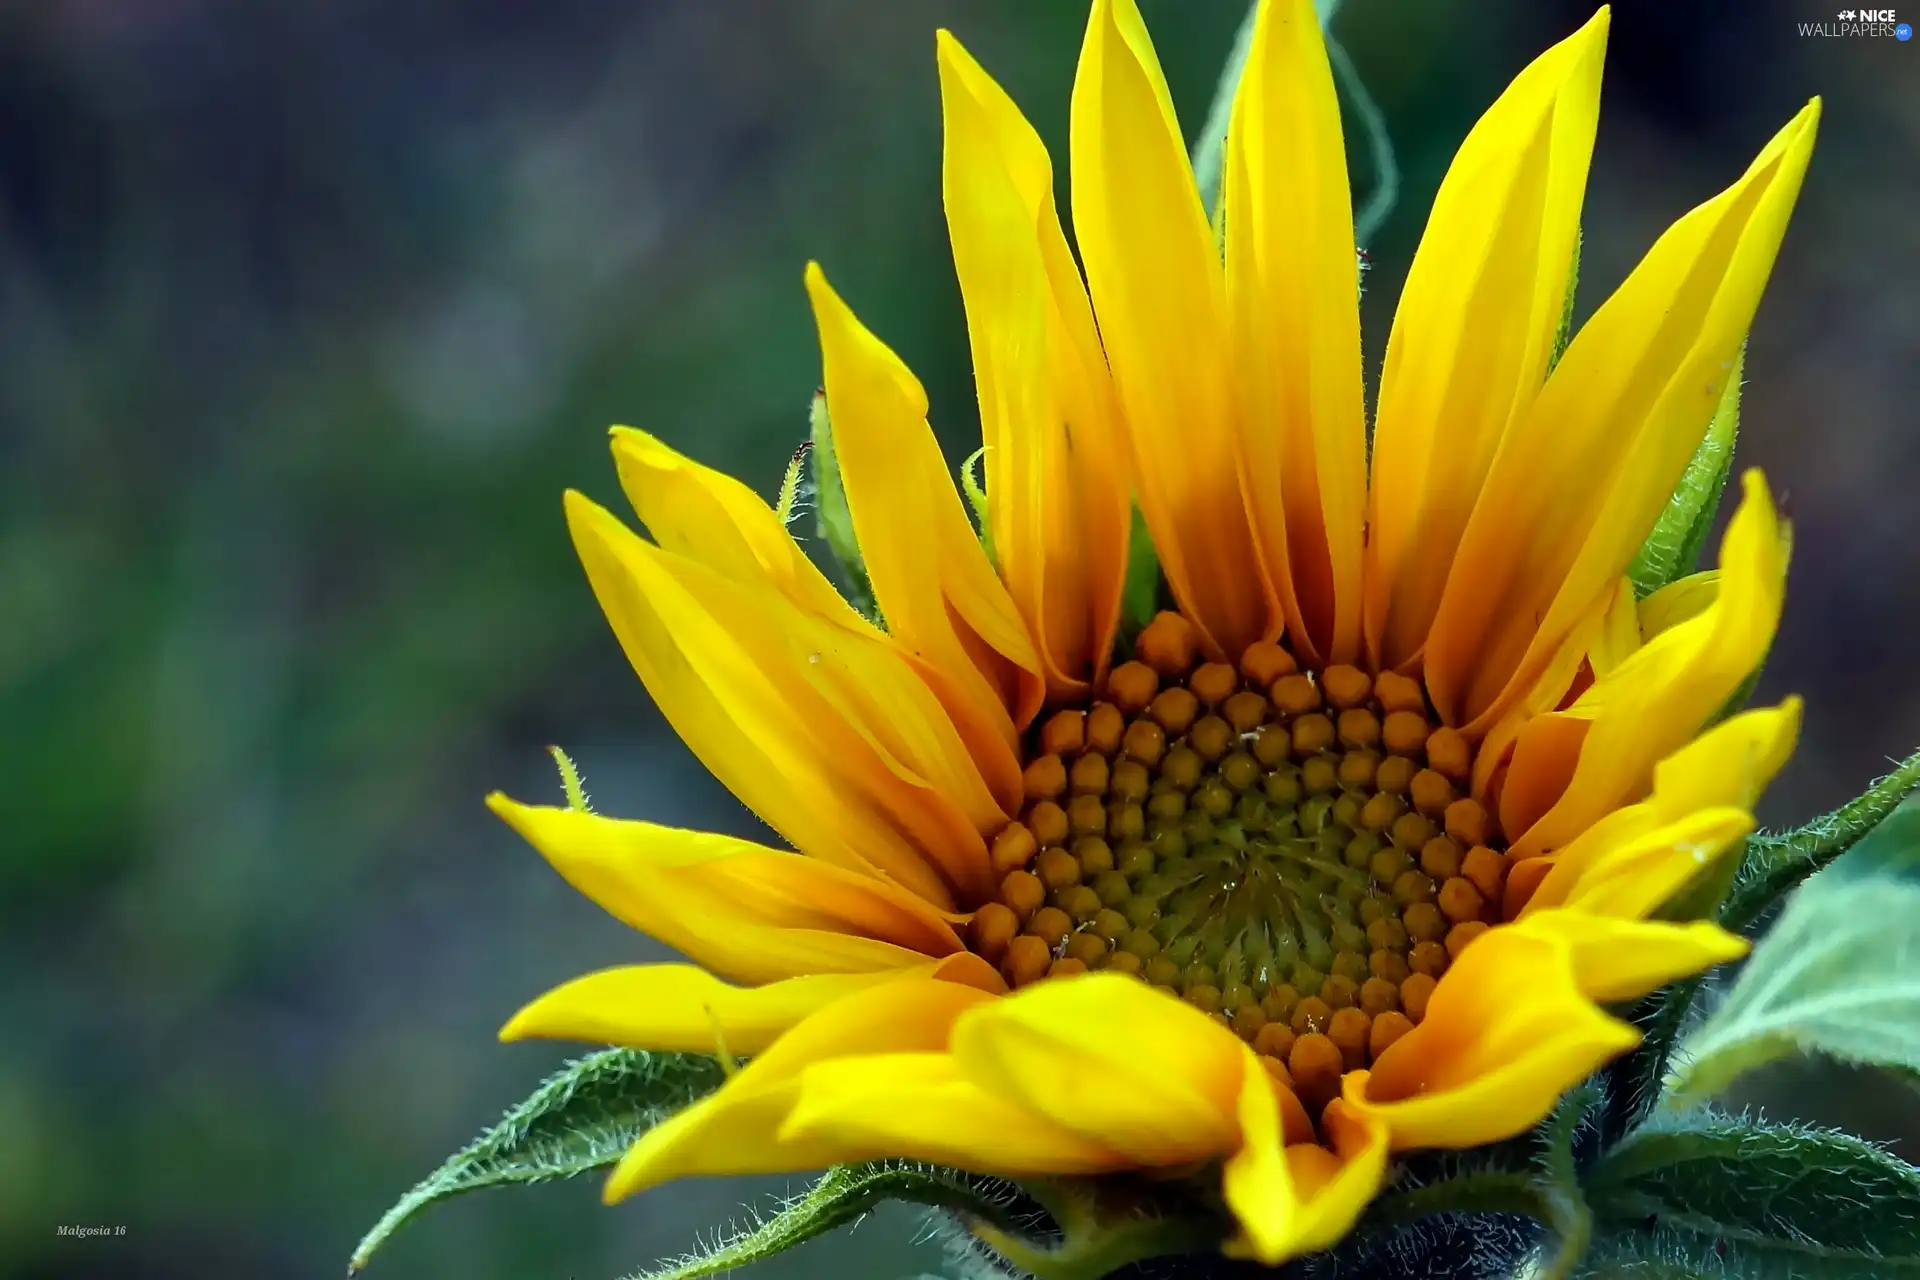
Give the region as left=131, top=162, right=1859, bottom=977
left=1426, top=727, right=1471, bottom=781
left=1022, top=754, right=1066, bottom=801
left=1106, top=661, right=1159, bottom=713
left=1038, top=709, right=1086, bottom=758
left=1240, top=640, right=1298, bottom=686
left=1136, top=612, right=1197, bottom=675
left=1189, top=662, right=1239, bottom=705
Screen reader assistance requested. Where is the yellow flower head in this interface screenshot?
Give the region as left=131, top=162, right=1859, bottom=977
left=490, top=0, right=1818, bottom=1265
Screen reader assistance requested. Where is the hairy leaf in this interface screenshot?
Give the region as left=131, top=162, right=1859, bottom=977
left=626, top=1162, right=1024, bottom=1280
left=1576, top=1224, right=1912, bottom=1279
left=1629, top=345, right=1744, bottom=597
left=1586, top=1112, right=1920, bottom=1270
left=349, top=1049, right=724, bottom=1273
left=1721, top=745, right=1920, bottom=933
left=1669, top=801, right=1920, bottom=1102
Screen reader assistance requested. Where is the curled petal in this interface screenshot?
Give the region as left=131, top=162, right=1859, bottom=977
left=1513, top=472, right=1789, bottom=856
left=948, top=973, right=1244, bottom=1163
left=1346, top=925, right=1639, bottom=1150
left=1509, top=911, right=1748, bottom=1004
left=604, top=978, right=999, bottom=1201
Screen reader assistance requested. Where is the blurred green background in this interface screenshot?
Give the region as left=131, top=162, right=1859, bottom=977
left=3, top=0, right=1915, bottom=1276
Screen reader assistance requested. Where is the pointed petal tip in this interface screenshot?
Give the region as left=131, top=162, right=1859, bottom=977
left=561, top=487, right=602, bottom=526
left=802, top=259, right=830, bottom=299
left=497, top=999, right=540, bottom=1043
left=601, top=1162, right=637, bottom=1205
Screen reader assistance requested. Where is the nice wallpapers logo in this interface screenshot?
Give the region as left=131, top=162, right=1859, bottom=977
left=1802, top=7, right=1914, bottom=36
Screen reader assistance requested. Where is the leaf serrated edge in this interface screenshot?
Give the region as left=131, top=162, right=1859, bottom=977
left=349, top=1050, right=722, bottom=1274
left=1586, top=1113, right=1920, bottom=1266
left=1628, top=345, right=1744, bottom=597
left=624, top=1162, right=1026, bottom=1280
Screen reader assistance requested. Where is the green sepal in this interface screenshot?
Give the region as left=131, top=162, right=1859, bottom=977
left=1116, top=504, right=1165, bottom=652
left=1720, top=743, right=1920, bottom=933
left=348, top=1049, right=725, bottom=1274
left=1584, top=1111, right=1920, bottom=1271
left=1667, top=799, right=1920, bottom=1104
left=808, top=390, right=879, bottom=622
left=1628, top=345, right=1745, bottom=597
left=1367, top=1090, right=1605, bottom=1274
left=547, top=744, right=593, bottom=813
left=962, top=1175, right=1221, bottom=1280
left=961, top=444, right=995, bottom=566
left=1549, top=231, right=1582, bottom=374
left=625, top=1162, right=1026, bottom=1280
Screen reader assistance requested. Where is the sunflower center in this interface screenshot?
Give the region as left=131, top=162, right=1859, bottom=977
left=967, top=612, right=1516, bottom=1101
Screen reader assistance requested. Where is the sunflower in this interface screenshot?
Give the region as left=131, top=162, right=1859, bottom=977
left=488, top=0, right=1818, bottom=1265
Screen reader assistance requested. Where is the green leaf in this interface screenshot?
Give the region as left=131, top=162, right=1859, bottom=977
left=1720, top=744, right=1920, bottom=933
left=1585, top=1112, right=1920, bottom=1270
left=1628, top=345, right=1745, bottom=597
left=807, top=390, right=878, bottom=622
left=1576, top=1224, right=1911, bottom=1279
left=1667, top=800, right=1920, bottom=1103
left=348, top=1049, right=724, bottom=1274
left=626, top=1162, right=1025, bottom=1280
left=1117, top=505, right=1163, bottom=650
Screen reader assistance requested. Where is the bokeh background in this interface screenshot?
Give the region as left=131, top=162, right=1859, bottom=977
left=4, top=0, right=1916, bottom=1276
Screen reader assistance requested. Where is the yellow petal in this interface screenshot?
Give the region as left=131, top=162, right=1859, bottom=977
left=1556, top=808, right=1756, bottom=920
left=1647, top=695, right=1802, bottom=814
left=1427, top=101, right=1818, bottom=730
left=566, top=491, right=1003, bottom=906
left=1346, top=924, right=1639, bottom=1150
left=487, top=797, right=964, bottom=980
left=1220, top=1052, right=1297, bottom=1265
left=782, top=1051, right=1126, bottom=1175
left=1469, top=583, right=1618, bottom=801
left=1222, top=1057, right=1385, bottom=1264
left=1587, top=577, right=1641, bottom=680
left=1287, top=1102, right=1391, bottom=1257
left=1512, top=472, right=1789, bottom=857
left=499, top=960, right=999, bottom=1055
left=608, top=427, right=868, bottom=631
left=806, top=264, right=1044, bottom=807
left=948, top=973, right=1244, bottom=1164
left=1367, top=10, right=1608, bottom=672
left=1640, top=571, right=1721, bottom=638
left=605, top=977, right=999, bottom=1201
left=937, top=31, right=1129, bottom=697
left=1224, top=0, right=1368, bottom=667
left=1071, top=0, right=1268, bottom=659
left=1510, top=911, right=1748, bottom=1004
left=1497, top=712, right=1589, bottom=843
